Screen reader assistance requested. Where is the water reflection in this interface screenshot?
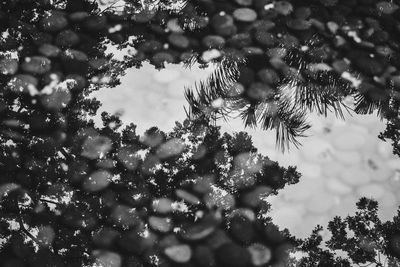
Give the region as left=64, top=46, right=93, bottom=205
left=1, top=0, right=400, bottom=265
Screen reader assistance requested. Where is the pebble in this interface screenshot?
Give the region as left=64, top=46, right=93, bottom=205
left=254, top=30, right=276, bottom=46
left=21, top=56, right=52, bottom=75
left=180, top=214, right=219, bottom=241
left=116, top=146, right=139, bottom=171
left=229, top=214, right=256, bottom=244
left=246, top=82, right=274, bottom=101
left=333, top=132, right=367, bottom=151
left=356, top=183, right=385, bottom=199
left=302, top=138, right=335, bottom=163
left=334, top=150, right=362, bottom=166
left=152, top=51, right=176, bottom=66
left=82, top=170, right=112, bottom=192
left=339, top=166, right=372, bottom=186
left=38, top=44, right=61, bottom=58
left=175, top=189, right=201, bottom=205
left=248, top=243, right=272, bottom=266
left=193, top=246, right=216, bottom=267
left=298, top=163, right=322, bottom=179
left=7, top=74, right=39, bottom=95
left=273, top=1, right=293, bottom=16
left=269, top=206, right=304, bottom=229
left=216, top=242, right=251, bottom=267
left=164, top=244, right=192, bottom=263
left=69, top=11, right=89, bottom=22
left=156, top=138, right=185, bottom=159
left=233, top=8, right=258, bottom=22
left=152, top=198, right=174, bottom=214
left=66, top=74, right=87, bottom=91
left=92, top=250, right=122, bottom=267
left=234, top=0, right=253, bottom=6
left=257, top=68, right=280, bottom=85
left=40, top=13, right=68, bottom=32
left=204, top=187, right=236, bottom=210
left=241, top=185, right=272, bottom=208
left=168, top=33, right=190, bottom=49
left=55, top=30, right=80, bottom=48
left=326, top=178, right=353, bottom=195
left=306, top=192, right=335, bottom=214
left=286, top=19, right=311, bottom=30
left=110, top=205, right=141, bottom=229
left=0, top=58, right=18, bottom=75
left=148, top=216, right=173, bottom=233
left=83, top=15, right=108, bottom=32
left=154, top=68, right=181, bottom=84
left=376, top=1, right=399, bottom=14
left=202, top=35, right=226, bottom=48
left=81, top=135, right=113, bottom=160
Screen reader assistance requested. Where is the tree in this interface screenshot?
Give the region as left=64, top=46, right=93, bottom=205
left=291, top=198, right=400, bottom=267
left=1, top=0, right=400, bottom=266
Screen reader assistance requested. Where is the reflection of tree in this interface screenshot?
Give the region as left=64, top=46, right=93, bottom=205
left=1, top=0, right=400, bottom=265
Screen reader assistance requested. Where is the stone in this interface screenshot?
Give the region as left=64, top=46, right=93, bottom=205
left=241, top=185, right=272, bottom=208
left=302, top=138, right=335, bottom=163
left=233, top=8, right=258, bottom=22
left=254, top=30, right=276, bottom=46
left=229, top=214, right=255, bottom=245
left=55, top=30, right=80, bottom=48
left=82, top=170, right=112, bottom=192
left=246, top=82, right=274, bottom=101
left=175, top=189, right=201, bottom=205
left=38, top=44, right=61, bottom=58
left=334, top=150, right=362, bottom=166
left=376, top=1, right=399, bottom=14
left=110, top=205, right=141, bottom=229
left=40, top=83, right=72, bottom=110
left=60, top=49, right=89, bottom=74
left=40, top=13, right=68, bottom=32
left=193, top=246, right=216, bottom=267
left=164, top=244, right=192, bottom=263
left=148, top=216, right=173, bottom=233
left=81, top=135, right=113, bottom=159
left=69, top=11, right=89, bottom=22
left=294, top=7, right=312, bottom=19
left=83, top=15, right=108, bottom=32
left=248, top=243, right=272, bottom=266
left=333, top=132, right=367, bottom=151
left=180, top=213, right=219, bottom=241
left=7, top=74, right=38, bottom=95
left=65, top=74, right=87, bottom=91
left=306, top=192, right=335, bottom=214
left=286, top=19, right=311, bottom=30
left=234, top=0, right=252, bottom=6
left=211, top=14, right=237, bottom=36
left=92, top=250, right=122, bottom=267
left=21, top=56, right=51, bottom=75
left=156, top=138, right=185, bottom=159
left=154, top=68, right=181, bottom=84
left=216, top=242, right=251, bottom=267
left=202, top=35, right=226, bottom=48
left=339, top=166, right=371, bottom=186
left=257, top=68, right=280, bottom=85
left=151, top=51, right=176, bottom=66
left=273, top=1, right=293, bottom=15
left=152, top=198, right=173, bottom=214
left=326, top=178, right=353, bottom=195
left=204, top=187, right=235, bottom=210
left=168, top=33, right=190, bottom=49
left=298, top=163, right=322, bottom=179
left=0, top=58, right=18, bottom=75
